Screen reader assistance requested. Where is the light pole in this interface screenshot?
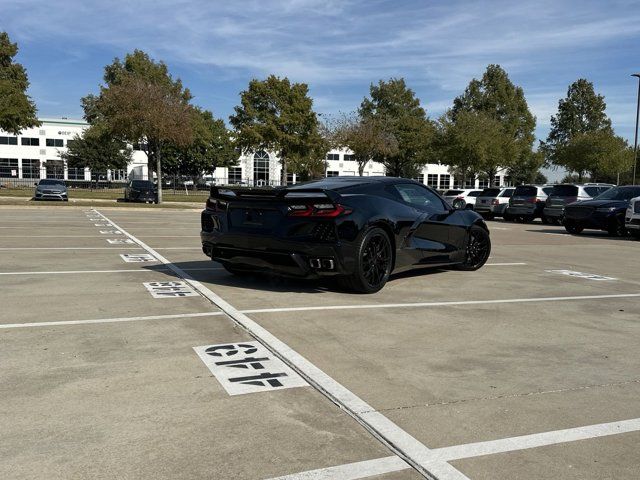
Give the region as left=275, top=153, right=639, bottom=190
left=632, top=73, right=640, bottom=185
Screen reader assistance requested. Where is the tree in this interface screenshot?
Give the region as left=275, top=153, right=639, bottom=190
left=229, top=75, right=326, bottom=185
left=0, top=32, right=40, bottom=134
left=163, top=108, right=237, bottom=180
left=507, top=150, right=545, bottom=185
left=359, top=78, right=434, bottom=177
left=542, top=79, right=613, bottom=175
left=60, top=127, right=131, bottom=172
left=82, top=50, right=195, bottom=202
left=554, top=130, right=633, bottom=181
left=332, top=113, right=398, bottom=176
left=451, top=64, right=536, bottom=185
left=436, top=110, right=514, bottom=187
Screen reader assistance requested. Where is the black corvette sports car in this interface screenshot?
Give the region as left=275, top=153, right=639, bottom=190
left=200, top=177, right=491, bottom=293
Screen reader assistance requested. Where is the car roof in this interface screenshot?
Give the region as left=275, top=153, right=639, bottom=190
left=288, top=176, right=414, bottom=190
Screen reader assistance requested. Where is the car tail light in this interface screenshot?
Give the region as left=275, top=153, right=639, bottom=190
left=287, top=203, right=352, bottom=217
left=456, top=196, right=464, bottom=200
left=206, top=198, right=228, bottom=212
left=491, top=199, right=499, bottom=205
left=526, top=197, right=540, bottom=203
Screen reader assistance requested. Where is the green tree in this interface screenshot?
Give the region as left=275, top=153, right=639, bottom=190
left=163, top=108, right=237, bottom=180
left=359, top=78, right=434, bottom=177
left=555, top=130, right=633, bottom=181
left=0, top=32, right=40, bottom=134
left=451, top=64, right=536, bottom=185
left=507, top=150, right=545, bottom=185
left=331, top=113, right=398, bottom=176
left=60, top=127, right=132, bottom=172
left=82, top=50, right=195, bottom=202
left=542, top=79, right=613, bottom=177
left=229, top=75, right=326, bottom=185
left=436, top=110, right=514, bottom=187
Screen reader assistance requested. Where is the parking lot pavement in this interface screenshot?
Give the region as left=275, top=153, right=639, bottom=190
left=3, top=205, right=640, bottom=479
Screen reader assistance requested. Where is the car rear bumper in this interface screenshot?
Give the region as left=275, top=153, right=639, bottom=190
left=475, top=204, right=506, bottom=214
left=625, top=218, right=640, bottom=229
left=506, top=204, right=541, bottom=216
left=201, top=229, right=353, bottom=278
left=543, top=206, right=564, bottom=219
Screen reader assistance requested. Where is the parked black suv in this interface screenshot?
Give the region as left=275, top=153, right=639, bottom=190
left=124, top=180, right=157, bottom=203
left=543, top=184, right=613, bottom=224
left=563, top=185, right=640, bottom=236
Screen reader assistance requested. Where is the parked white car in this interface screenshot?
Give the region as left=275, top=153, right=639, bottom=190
left=442, top=189, right=483, bottom=209
left=625, top=196, right=640, bottom=239
left=474, top=187, right=515, bottom=219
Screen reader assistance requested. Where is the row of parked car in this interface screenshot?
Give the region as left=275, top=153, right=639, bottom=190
left=442, top=183, right=640, bottom=239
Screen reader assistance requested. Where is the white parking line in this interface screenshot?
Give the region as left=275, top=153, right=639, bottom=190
left=0, top=247, right=143, bottom=250
left=92, top=209, right=470, bottom=480
left=0, top=267, right=223, bottom=276
left=268, top=417, right=640, bottom=479
left=2, top=291, right=637, bottom=330
left=485, top=262, right=527, bottom=266
left=0, top=312, right=223, bottom=329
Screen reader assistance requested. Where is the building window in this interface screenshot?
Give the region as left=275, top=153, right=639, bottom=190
left=228, top=167, right=242, bottom=184
left=45, top=160, right=65, bottom=179
left=494, top=176, right=501, bottom=187
left=21, top=137, right=40, bottom=146
left=111, top=169, right=126, bottom=181
left=22, top=159, right=40, bottom=179
left=326, top=171, right=339, bottom=177
left=286, top=172, right=295, bottom=185
left=46, top=138, right=64, bottom=147
left=253, top=151, right=269, bottom=186
left=464, top=177, right=476, bottom=188
left=326, top=153, right=340, bottom=161
left=0, top=136, right=18, bottom=145
left=67, top=167, right=85, bottom=180
left=413, top=174, right=424, bottom=184
left=343, top=154, right=355, bottom=161
left=0, top=158, right=19, bottom=177
left=427, top=174, right=438, bottom=188
left=478, top=177, right=489, bottom=188
left=439, top=174, right=451, bottom=190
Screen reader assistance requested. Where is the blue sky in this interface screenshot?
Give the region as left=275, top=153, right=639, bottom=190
left=2, top=0, right=639, bottom=147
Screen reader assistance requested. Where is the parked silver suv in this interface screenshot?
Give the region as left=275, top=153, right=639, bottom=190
left=505, top=185, right=553, bottom=222
left=543, top=183, right=613, bottom=224
left=474, top=187, right=515, bottom=219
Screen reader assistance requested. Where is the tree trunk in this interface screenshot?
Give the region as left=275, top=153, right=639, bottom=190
left=281, top=156, right=287, bottom=186
left=358, top=161, right=365, bottom=176
left=156, top=143, right=163, bottom=204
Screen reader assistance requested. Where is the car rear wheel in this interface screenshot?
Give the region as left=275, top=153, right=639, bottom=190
left=503, top=212, right=514, bottom=222
left=456, top=225, right=491, bottom=271
left=339, top=227, right=392, bottom=294
left=481, top=212, right=494, bottom=220
left=629, top=229, right=640, bottom=239
left=452, top=199, right=466, bottom=209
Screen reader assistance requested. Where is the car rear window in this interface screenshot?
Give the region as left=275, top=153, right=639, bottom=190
left=443, top=190, right=463, bottom=196
left=500, top=188, right=514, bottom=197
left=480, top=188, right=501, bottom=197
left=513, top=186, right=537, bottom=196
left=583, top=186, right=601, bottom=196
left=468, top=190, right=483, bottom=197
left=551, top=185, right=578, bottom=196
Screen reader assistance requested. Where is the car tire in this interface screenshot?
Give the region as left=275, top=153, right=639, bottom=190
left=564, top=222, right=583, bottom=234
left=338, top=227, right=392, bottom=294
left=452, top=199, right=466, bottom=210
left=523, top=215, right=535, bottom=223
left=503, top=212, right=514, bottom=222
left=541, top=215, right=550, bottom=225
left=607, top=216, right=626, bottom=237
left=456, top=225, right=491, bottom=271
left=629, top=229, right=640, bottom=240
left=481, top=213, right=495, bottom=221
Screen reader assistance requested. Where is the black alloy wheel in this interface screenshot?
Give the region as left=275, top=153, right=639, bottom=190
left=456, top=225, right=491, bottom=271
left=607, top=215, right=627, bottom=237
left=339, top=227, right=392, bottom=293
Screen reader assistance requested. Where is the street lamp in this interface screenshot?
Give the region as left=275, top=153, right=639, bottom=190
left=632, top=73, right=640, bottom=185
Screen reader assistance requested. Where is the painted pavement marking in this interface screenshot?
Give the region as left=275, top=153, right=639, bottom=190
left=194, top=341, right=308, bottom=395
left=106, top=238, right=135, bottom=244
left=143, top=281, right=199, bottom=298
left=121, top=253, right=156, bottom=263
left=93, top=208, right=470, bottom=480
left=546, top=269, right=617, bottom=281
left=268, top=418, right=640, bottom=479
left=0, top=312, right=223, bottom=329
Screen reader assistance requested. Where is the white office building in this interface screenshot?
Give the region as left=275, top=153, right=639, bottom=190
left=1, top=118, right=507, bottom=189
left=0, top=118, right=148, bottom=182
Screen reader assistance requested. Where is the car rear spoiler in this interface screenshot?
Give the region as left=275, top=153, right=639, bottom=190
left=209, top=186, right=342, bottom=203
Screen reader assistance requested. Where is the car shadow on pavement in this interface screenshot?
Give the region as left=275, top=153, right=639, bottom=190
left=143, top=261, right=336, bottom=294
left=525, top=228, right=634, bottom=241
